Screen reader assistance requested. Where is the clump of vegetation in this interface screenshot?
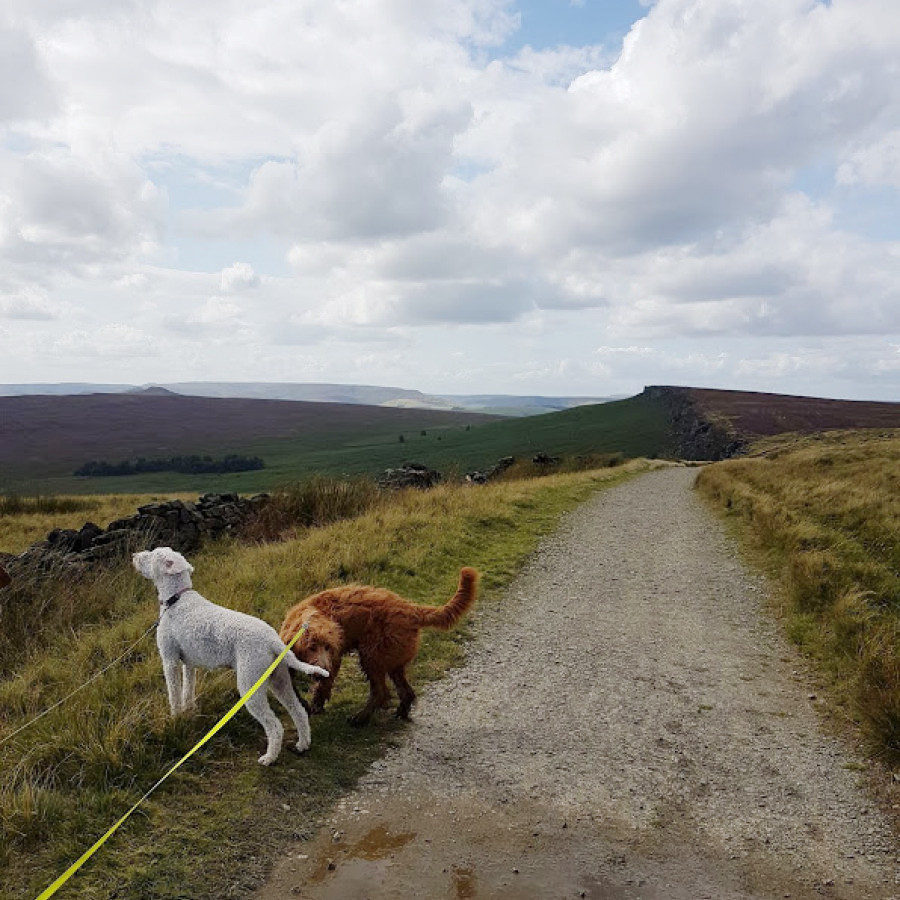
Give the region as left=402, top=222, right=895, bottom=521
left=244, top=475, right=383, bottom=541
left=74, top=454, right=264, bottom=477
left=498, top=451, right=626, bottom=481
left=696, top=429, right=900, bottom=761
left=0, top=496, right=98, bottom=517
left=0, top=460, right=651, bottom=899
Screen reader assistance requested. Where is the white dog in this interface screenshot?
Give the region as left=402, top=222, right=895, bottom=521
left=133, top=547, right=328, bottom=765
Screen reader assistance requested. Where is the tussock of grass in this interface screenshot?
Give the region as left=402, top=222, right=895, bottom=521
left=0, top=561, right=148, bottom=679
left=0, top=460, right=652, bottom=900
left=243, top=475, right=382, bottom=542
left=696, top=429, right=900, bottom=761
left=0, top=496, right=97, bottom=517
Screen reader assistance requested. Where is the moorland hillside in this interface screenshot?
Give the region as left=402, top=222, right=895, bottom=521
left=3, top=385, right=900, bottom=493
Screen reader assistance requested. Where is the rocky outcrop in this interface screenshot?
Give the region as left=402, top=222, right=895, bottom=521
left=643, top=386, right=746, bottom=460
left=377, top=462, right=443, bottom=490
left=466, top=456, right=516, bottom=484
left=4, top=492, right=268, bottom=579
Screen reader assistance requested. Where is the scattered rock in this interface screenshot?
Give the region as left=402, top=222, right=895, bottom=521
left=377, top=462, right=442, bottom=490
left=466, top=456, right=515, bottom=485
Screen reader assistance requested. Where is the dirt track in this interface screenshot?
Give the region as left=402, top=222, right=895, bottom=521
left=256, top=466, right=899, bottom=899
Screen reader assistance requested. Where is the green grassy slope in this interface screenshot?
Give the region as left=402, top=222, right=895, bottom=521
left=11, top=392, right=672, bottom=494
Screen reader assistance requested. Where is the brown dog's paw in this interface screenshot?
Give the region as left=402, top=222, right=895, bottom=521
left=348, top=711, right=372, bottom=727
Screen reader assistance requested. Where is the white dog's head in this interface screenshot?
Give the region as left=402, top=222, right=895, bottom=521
left=132, top=547, right=194, bottom=584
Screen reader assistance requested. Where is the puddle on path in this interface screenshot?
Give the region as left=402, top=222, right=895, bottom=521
left=307, top=825, right=416, bottom=886
left=255, top=791, right=672, bottom=900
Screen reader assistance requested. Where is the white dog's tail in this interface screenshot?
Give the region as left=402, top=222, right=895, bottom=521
left=277, top=641, right=329, bottom=678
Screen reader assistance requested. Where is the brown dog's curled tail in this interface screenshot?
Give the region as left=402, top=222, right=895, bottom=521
left=414, top=567, right=478, bottom=630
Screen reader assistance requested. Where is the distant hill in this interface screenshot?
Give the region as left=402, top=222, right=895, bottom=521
left=647, top=386, right=900, bottom=459
left=3, top=385, right=897, bottom=494
left=433, top=394, right=620, bottom=416
left=128, top=386, right=179, bottom=396
left=0, top=381, right=619, bottom=416
left=0, top=393, right=497, bottom=493
left=0, top=382, right=134, bottom=396
left=162, top=381, right=432, bottom=406
left=0, top=389, right=671, bottom=494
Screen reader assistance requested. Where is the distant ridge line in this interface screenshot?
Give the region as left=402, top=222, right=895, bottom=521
left=0, top=381, right=619, bottom=416
left=644, top=385, right=900, bottom=460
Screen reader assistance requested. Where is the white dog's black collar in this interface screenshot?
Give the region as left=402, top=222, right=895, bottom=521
left=165, top=588, right=189, bottom=608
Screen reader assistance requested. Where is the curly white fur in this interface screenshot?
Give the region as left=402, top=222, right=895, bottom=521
left=133, top=547, right=328, bottom=765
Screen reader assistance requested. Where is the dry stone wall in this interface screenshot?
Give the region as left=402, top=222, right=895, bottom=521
left=1, top=493, right=268, bottom=578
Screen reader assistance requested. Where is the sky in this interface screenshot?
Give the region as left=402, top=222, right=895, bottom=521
left=1, top=0, right=900, bottom=401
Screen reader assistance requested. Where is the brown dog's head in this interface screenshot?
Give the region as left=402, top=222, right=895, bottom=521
left=284, top=612, right=342, bottom=677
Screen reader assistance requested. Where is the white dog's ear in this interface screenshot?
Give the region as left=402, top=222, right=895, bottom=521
left=153, top=548, right=194, bottom=577
left=165, top=556, right=193, bottom=575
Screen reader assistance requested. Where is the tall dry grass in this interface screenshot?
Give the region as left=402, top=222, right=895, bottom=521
left=696, top=429, right=900, bottom=760
left=242, top=475, right=382, bottom=541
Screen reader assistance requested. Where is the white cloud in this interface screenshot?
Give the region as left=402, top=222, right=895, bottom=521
left=0, top=26, right=56, bottom=123
left=0, top=288, right=56, bottom=320
left=0, top=0, right=899, bottom=399
left=837, top=130, right=900, bottom=190
left=54, top=324, right=156, bottom=358
left=164, top=296, right=244, bottom=336
left=0, top=150, right=164, bottom=282
left=220, top=262, right=259, bottom=293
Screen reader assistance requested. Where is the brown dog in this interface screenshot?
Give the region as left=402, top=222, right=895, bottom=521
left=280, top=567, right=478, bottom=725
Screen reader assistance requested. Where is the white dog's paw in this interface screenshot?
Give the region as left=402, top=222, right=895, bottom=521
left=309, top=665, right=329, bottom=678
left=294, top=737, right=311, bottom=755
left=258, top=752, right=277, bottom=766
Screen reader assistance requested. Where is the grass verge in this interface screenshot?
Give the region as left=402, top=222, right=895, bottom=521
left=1, top=460, right=654, bottom=900
left=695, top=429, right=900, bottom=763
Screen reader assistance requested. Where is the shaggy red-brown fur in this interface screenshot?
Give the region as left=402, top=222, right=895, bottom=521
left=280, top=567, right=478, bottom=725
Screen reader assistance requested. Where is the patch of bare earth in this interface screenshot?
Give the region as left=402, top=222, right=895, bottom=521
left=255, top=467, right=899, bottom=900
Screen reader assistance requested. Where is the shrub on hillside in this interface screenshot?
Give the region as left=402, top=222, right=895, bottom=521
left=497, top=452, right=626, bottom=481
left=0, top=496, right=98, bottom=517
left=74, top=454, right=264, bottom=477
left=243, top=476, right=381, bottom=542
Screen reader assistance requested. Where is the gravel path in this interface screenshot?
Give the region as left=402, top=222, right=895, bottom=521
left=256, top=466, right=899, bottom=899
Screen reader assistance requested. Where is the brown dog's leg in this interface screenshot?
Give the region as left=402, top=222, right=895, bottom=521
left=310, top=657, right=341, bottom=714
left=350, top=661, right=390, bottom=726
left=389, top=667, right=416, bottom=720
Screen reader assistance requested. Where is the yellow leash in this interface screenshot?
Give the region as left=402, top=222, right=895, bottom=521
left=35, top=623, right=309, bottom=900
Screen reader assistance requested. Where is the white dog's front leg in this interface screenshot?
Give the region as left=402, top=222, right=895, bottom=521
left=163, top=658, right=184, bottom=715
left=181, top=664, right=197, bottom=712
